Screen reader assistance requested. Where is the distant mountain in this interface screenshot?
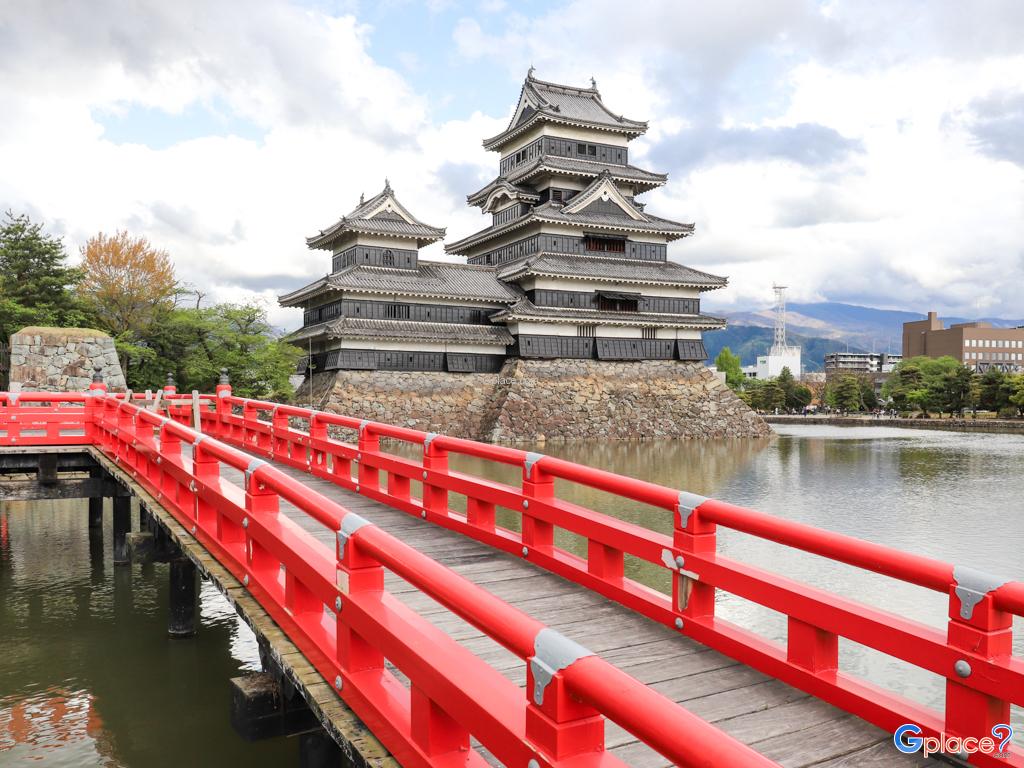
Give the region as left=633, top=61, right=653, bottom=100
left=717, top=301, right=1024, bottom=354
left=704, top=325, right=867, bottom=371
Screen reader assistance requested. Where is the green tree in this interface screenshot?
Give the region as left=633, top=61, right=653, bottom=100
left=714, top=347, right=744, bottom=390
left=748, top=379, right=785, bottom=412
left=977, top=369, right=1008, bottom=412
left=1008, top=374, right=1024, bottom=417
left=884, top=356, right=970, bottom=416
left=936, top=364, right=975, bottom=415
left=0, top=211, right=92, bottom=338
left=829, top=374, right=864, bottom=412
left=789, top=384, right=813, bottom=410
left=119, top=302, right=302, bottom=399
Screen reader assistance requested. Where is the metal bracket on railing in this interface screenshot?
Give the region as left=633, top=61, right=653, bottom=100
left=529, top=628, right=593, bottom=706
left=423, top=432, right=438, bottom=450
left=5, top=393, right=18, bottom=406
left=192, top=434, right=208, bottom=448
left=524, top=452, right=544, bottom=480
left=677, top=491, right=708, bottom=529
left=337, top=513, right=372, bottom=559
left=358, top=419, right=370, bottom=437
left=953, top=565, right=1009, bottom=620
left=245, top=458, right=269, bottom=489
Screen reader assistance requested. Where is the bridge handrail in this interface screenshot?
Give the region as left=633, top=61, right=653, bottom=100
left=2, top=388, right=778, bottom=768
left=180, top=390, right=1024, bottom=768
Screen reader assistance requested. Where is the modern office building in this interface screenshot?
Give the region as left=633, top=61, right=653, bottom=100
left=903, top=311, right=1024, bottom=372
left=282, top=71, right=728, bottom=376
left=824, top=351, right=903, bottom=378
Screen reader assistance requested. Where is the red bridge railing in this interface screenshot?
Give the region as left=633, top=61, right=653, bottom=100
left=0, top=387, right=777, bottom=768
left=161, top=385, right=1023, bottom=768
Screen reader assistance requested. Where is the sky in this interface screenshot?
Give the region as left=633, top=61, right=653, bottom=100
left=1, top=0, right=1023, bottom=331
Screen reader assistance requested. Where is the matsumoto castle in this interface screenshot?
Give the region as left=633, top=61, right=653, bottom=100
left=283, top=71, right=727, bottom=375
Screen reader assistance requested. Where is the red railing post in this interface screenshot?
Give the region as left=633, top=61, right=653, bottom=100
left=522, top=453, right=554, bottom=554
left=525, top=630, right=604, bottom=760
left=674, top=493, right=716, bottom=622
left=85, top=368, right=107, bottom=442
left=309, top=413, right=328, bottom=477
left=214, top=369, right=232, bottom=435
left=271, top=407, right=290, bottom=460
left=191, top=438, right=220, bottom=530
left=421, top=434, right=447, bottom=516
left=410, top=685, right=470, bottom=757
left=945, top=568, right=1012, bottom=740
left=786, top=617, right=839, bottom=675
left=335, top=515, right=384, bottom=674
left=357, top=423, right=380, bottom=493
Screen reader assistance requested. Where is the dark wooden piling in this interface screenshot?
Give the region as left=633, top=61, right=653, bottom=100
left=299, top=730, right=343, bottom=768
left=112, top=495, right=131, bottom=566
left=168, top=556, right=198, bottom=638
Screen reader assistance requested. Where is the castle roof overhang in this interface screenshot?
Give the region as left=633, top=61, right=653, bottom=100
left=490, top=298, right=726, bottom=329
left=279, top=261, right=522, bottom=307
left=496, top=253, right=728, bottom=291
left=307, top=182, right=446, bottom=250
left=483, top=72, right=647, bottom=152
left=289, top=317, right=513, bottom=346
left=466, top=178, right=541, bottom=210
left=510, top=156, right=667, bottom=192
left=445, top=201, right=694, bottom=256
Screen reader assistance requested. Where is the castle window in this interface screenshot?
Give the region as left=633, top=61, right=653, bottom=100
left=577, top=325, right=596, bottom=337
left=382, top=249, right=394, bottom=267
left=642, top=328, right=656, bottom=340
left=385, top=304, right=411, bottom=319
left=588, top=145, right=597, bottom=156
left=551, top=189, right=563, bottom=203
left=577, top=143, right=586, bottom=154
left=585, top=236, right=626, bottom=253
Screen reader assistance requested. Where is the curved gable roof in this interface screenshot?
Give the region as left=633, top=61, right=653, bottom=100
left=307, top=181, right=446, bottom=250
left=483, top=71, right=648, bottom=151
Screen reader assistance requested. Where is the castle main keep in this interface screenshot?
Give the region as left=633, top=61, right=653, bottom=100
left=283, top=72, right=767, bottom=441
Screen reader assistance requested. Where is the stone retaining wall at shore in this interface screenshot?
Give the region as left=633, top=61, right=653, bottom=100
left=299, top=359, right=769, bottom=442
left=8, top=327, right=126, bottom=392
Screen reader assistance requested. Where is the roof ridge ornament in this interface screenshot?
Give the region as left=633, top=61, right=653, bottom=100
left=384, top=177, right=392, bottom=194
left=590, top=76, right=597, bottom=89
left=527, top=64, right=535, bottom=79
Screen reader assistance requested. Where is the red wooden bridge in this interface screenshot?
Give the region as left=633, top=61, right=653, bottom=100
left=1, top=377, right=1021, bottom=768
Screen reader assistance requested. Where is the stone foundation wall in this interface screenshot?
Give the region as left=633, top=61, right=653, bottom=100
left=298, top=369, right=500, bottom=437
left=300, top=359, right=768, bottom=442
left=8, top=327, right=126, bottom=392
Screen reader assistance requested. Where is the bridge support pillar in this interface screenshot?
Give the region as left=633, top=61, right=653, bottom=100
left=168, top=556, right=198, bottom=638
left=112, top=495, right=131, bottom=566
left=299, top=729, right=342, bottom=768
left=88, top=469, right=103, bottom=529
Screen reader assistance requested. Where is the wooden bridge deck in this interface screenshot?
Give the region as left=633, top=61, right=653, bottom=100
left=254, top=457, right=937, bottom=768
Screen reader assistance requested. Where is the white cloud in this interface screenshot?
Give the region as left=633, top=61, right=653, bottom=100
left=1, top=0, right=1023, bottom=336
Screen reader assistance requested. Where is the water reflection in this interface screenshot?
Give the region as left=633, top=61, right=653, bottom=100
left=0, top=499, right=295, bottom=767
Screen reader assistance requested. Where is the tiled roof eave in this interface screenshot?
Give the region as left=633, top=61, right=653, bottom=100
left=483, top=113, right=646, bottom=151
left=445, top=211, right=693, bottom=255
left=507, top=267, right=727, bottom=290
left=279, top=278, right=332, bottom=306
left=496, top=310, right=727, bottom=328
left=532, top=213, right=694, bottom=239
left=513, top=165, right=666, bottom=190
left=324, top=283, right=519, bottom=304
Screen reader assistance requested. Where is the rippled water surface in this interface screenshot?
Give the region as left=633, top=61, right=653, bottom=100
left=2, top=424, right=1022, bottom=763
